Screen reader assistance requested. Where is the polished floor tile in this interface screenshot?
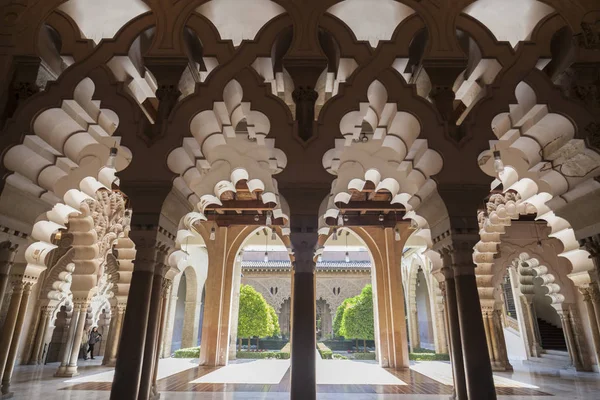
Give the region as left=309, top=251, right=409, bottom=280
left=6, top=357, right=600, bottom=399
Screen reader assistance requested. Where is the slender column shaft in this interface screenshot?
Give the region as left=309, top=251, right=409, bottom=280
left=139, top=271, right=165, bottom=400
left=443, top=274, right=467, bottom=400
left=0, top=273, right=10, bottom=312
left=290, top=271, right=316, bottom=400
left=101, top=306, right=118, bottom=366
left=492, top=310, right=512, bottom=371
left=110, top=267, right=155, bottom=399
left=454, top=270, right=496, bottom=400
left=560, top=311, right=582, bottom=370
left=105, top=306, right=125, bottom=366
left=0, top=245, right=17, bottom=312
left=582, top=290, right=600, bottom=365
left=228, top=262, right=243, bottom=360
left=0, top=282, right=24, bottom=386
left=63, top=303, right=88, bottom=376
left=2, top=283, right=32, bottom=394
left=29, top=309, right=49, bottom=364
left=482, top=310, right=494, bottom=362
left=151, top=282, right=170, bottom=397
left=56, top=307, right=79, bottom=375
left=158, top=283, right=172, bottom=358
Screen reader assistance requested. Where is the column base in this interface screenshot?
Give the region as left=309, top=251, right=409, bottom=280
left=54, top=366, right=79, bottom=377
left=491, top=361, right=514, bottom=372
left=101, top=359, right=116, bottom=367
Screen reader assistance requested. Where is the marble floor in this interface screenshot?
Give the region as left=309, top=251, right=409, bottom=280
left=6, top=357, right=600, bottom=399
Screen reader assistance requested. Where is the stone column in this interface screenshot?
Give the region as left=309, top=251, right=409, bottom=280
left=411, top=308, right=420, bottom=350
left=289, top=229, right=317, bottom=400
left=491, top=309, right=512, bottom=371
left=228, top=260, right=243, bottom=360
left=482, top=307, right=512, bottom=371
left=581, top=287, right=600, bottom=366
left=451, top=247, right=496, bottom=400
left=101, top=305, right=118, bottom=365
left=103, top=304, right=125, bottom=367
left=139, top=263, right=167, bottom=400
left=199, top=226, right=239, bottom=367
left=151, top=280, right=171, bottom=398
left=441, top=266, right=467, bottom=400
left=56, top=302, right=89, bottom=377
left=1, top=282, right=31, bottom=394
left=110, top=236, right=167, bottom=400
left=482, top=309, right=494, bottom=363
left=559, top=309, right=583, bottom=370
left=590, top=286, right=600, bottom=353
left=29, top=306, right=53, bottom=364
left=161, top=287, right=177, bottom=358
left=0, top=243, right=17, bottom=312
left=56, top=305, right=79, bottom=376
left=0, top=282, right=25, bottom=387
left=522, top=296, right=542, bottom=357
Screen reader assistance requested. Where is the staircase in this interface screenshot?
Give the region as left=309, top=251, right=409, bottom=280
left=537, top=318, right=567, bottom=351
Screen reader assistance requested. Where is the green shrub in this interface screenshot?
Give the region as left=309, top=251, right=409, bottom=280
left=409, top=352, right=450, bottom=361
left=332, top=354, right=348, bottom=360
left=412, top=347, right=435, bottom=354
left=353, top=352, right=376, bottom=360
left=317, top=343, right=333, bottom=359
left=279, top=342, right=290, bottom=359
left=173, top=346, right=200, bottom=358
left=236, top=351, right=290, bottom=359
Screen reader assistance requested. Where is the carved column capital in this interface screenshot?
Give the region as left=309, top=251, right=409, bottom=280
left=579, top=286, right=592, bottom=302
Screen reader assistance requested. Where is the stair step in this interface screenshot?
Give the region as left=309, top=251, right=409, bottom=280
left=525, top=357, right=573, bottom=370
left=545, top=349, right=569, bottom=356
left=540, top=353, right=570, bottom=361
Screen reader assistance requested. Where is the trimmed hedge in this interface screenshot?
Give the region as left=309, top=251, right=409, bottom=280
left=236, top=351, right=290, bottom=359
left=236, top=342, right=290, bottom=360
left=412, top=347, right=435, bottom=354
left=317, top=343, right=333, bottom=359
left=353, top=352, right=376, bottom=360
left=173, top=346, right=200, bottom=358
left=409, top=352, right=450, bottom=361
left=332, top=354, right=348, bottom=360
left=281, top=342, right=291, bottom=355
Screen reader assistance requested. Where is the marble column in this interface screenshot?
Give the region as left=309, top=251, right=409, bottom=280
left=101, top=305, right=118, bottom=365
left=56, top=305, right=79, bottom=376
left=590, top=286, right=600, bottom=355
left=581, top=287, right=600, bottom=366
left=0, top=243, right=17, bottom=312
left=452, top=256, right=496, bottom=399
left=441, top=267, right=467, bottom=400
left=151, top=280, right=171, bottom=398
left=290, top=270, right=316, bottom=399
left=491, top=309, right=512, bottom=371
left=110, top=238, right=166, bottom=400
left=103, top=304, right=125, bottom=367
left=28, top=306, right=53, bottom=364
left=482, top=308, right=512, bottom=371
left=228, top=261, right=243, bottom=360
left=0, top=282, right=25, bottom=387
left=56, top=302, right=89, bottom=377
left=1, top=282, right=31, bottom=395
left=161, top=288, right=177, bottom=358
left=559, top=309, right=583, bottom=370
left=521, top=296, right=542, bottom=357
left=139, top=264, right=167, bottom=400
left=289, top=227, right=317, bottom=400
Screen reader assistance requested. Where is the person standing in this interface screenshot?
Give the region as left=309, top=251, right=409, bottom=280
left=85, top=327, right=102, bottom=360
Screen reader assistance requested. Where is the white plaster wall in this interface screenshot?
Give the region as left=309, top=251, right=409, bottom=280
left=504, top=327, right=528, bottom=361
